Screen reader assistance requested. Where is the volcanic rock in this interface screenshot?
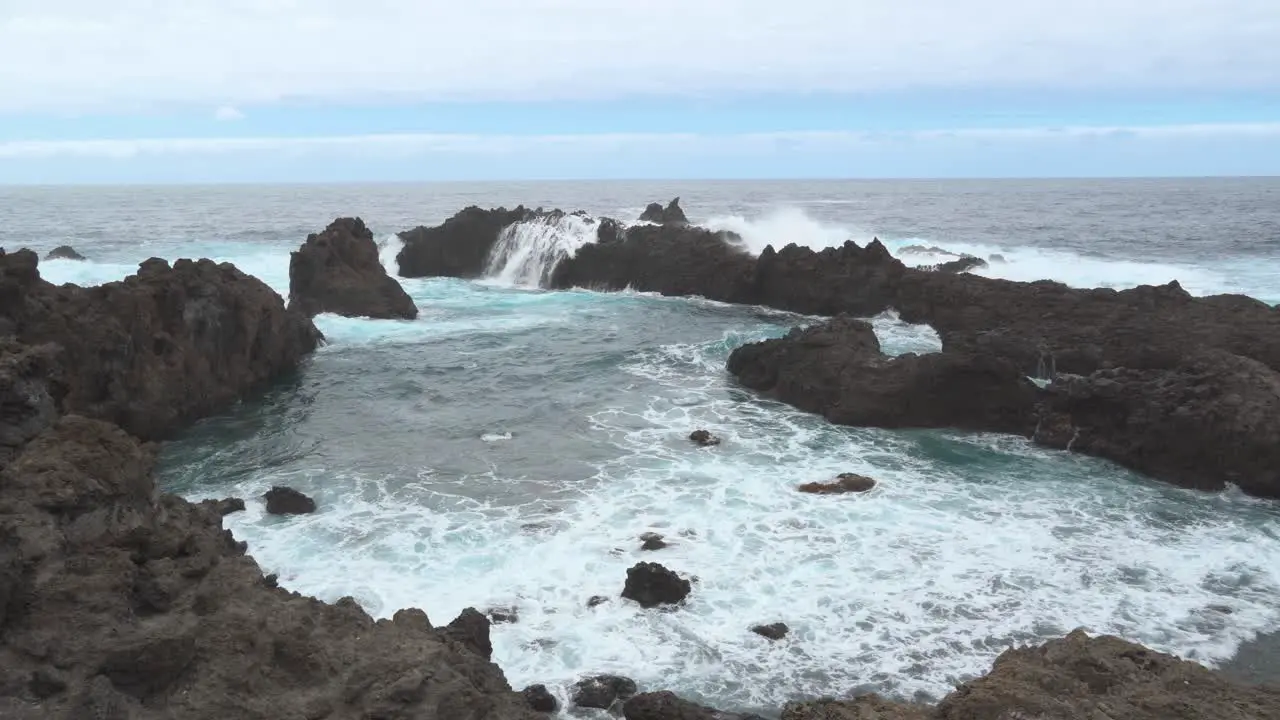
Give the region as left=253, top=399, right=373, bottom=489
left=587, top=595, right=610, bottom=608
left=45, top=245, right=85, bottom=261
left=486, top=606, right=519, bottom=624
left=1033, top=349, right=1280, bottom=498
left=639, top=197, right=690, bottom=225
left=689, top=429, right=721, bottom=446
left=781, top=695, right=930, bottom=720
left=0, top=251, right=539, bottom=720
left=728, top=316, right=1038, bottom=434
left=0, top=248, right=322, bottom=441
left=442, top=607, right=494, bottom=660
left=551, top=222, right=756, bottom=301
left=927, top=255, right=988, bottom=274
left=522, top=684, right=558, bottom=713
left=288, top=217, right=418, bottom=320
left=798, top=473, right=876, bottom=495
left=751, top=622, right=790, bottom=640
left=622, top=562, right=691, bottom=608
left=625, top=691, right=769, bottom=720
left=572, top=674, right=638, bottom=711
left=396, top=206, right=534, bottom=278
left=640, top=532, right=669, bottom=551
left=263, top=486, right=316, bottom=515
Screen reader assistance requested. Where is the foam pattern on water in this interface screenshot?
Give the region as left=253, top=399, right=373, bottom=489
left=179, top=306, right=1280, bottom=713
left=485, top=214, right=599, bottom=288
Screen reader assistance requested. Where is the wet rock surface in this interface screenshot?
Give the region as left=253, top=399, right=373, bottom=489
left=751, top=623, right=790, bottom=640
left=45, top=246, right=85, bottom=261
left=622, top=562, right=692, bottom=608
left=0, top=251, right=539, bottom=720
left=573, top=674, right=638, bottom=711
left=1033, top=349, right=1280, bottom=498
left=798, top=474, right=877, bottom=495
left=1, top=248, right=322, bottom=442
left=625, top=691, right=768, bottom=719
left=639, top=197, right=690, bottom=225
left=728, top=316, right=1038, bottom=435
left=689, top=429, right=721, bottom=446
left=396, top=206, right=536, bottom=278
left=263, top=486, right=316, bottom=515
left=288, top=217, right=418, bottom=320
left=522, top=684, right=557, bottom=713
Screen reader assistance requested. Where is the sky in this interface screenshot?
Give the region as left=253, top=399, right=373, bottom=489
left=2, top=0, right=1279, bottom=183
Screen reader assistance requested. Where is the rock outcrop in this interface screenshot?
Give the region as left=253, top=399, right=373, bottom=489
left=288, top=217, right=418, bottom=320
left=45, top=246, right=85, bottom=261
left=622, top=562, right=692, bottom=608
left=1, top=248, right=322, bottom=441
left=0, top=250, right=539, bottom=720
left=751, top=623, right=790, bottom=640
left=263, top=486, right=317, bottom=515
left=638, top=197, right=689, bottom=225
left=396, top=206, right=535, bottom=278
left=728, top=316, right=1038, bottom=434
left=926, top=256, right=987, bottom=274
left=639, top=630, right=1280, bottom=720
left=797, top=474, right=877, bottom=495
left=572, top=675, right=638, bottom=711
left=1033, top=350, right=1280, bottom=497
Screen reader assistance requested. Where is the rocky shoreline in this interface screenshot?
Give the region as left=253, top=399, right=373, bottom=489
left=396, top=199, right=1280, bottom=500
left=3, top=201, right=1279, bottom=719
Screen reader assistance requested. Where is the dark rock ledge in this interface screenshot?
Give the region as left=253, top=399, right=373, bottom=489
left=0, top=248, right=540, bottom=720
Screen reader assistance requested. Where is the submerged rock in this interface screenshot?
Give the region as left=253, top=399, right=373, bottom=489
left=587, top=595, right=610, bottom=608
left=640, top=532, right=669, bottom=551
left=638, top=197, right=689, bottom=225
left=263, top=486, right=316, bottom=515
left=622, top=562, right=691, bottom=608
left=45, top=245, right=85, bottom=261
left=288, top=217, right=418, bottom=320
left=798, top=473, right=876, bottom=495
left=485, top=606, right=519, bottom=624
left=522, top=684, right=558, bottom=713
left=572, top=674, right=638, bottom=711
left=751, top=622, right=791, bottom=640
left=689, top=429, right=721, bottom=446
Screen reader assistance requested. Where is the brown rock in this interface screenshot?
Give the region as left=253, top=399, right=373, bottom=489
left=798, top=474, right=877, bottom=495
left=288, top=217, right=418, bottom=320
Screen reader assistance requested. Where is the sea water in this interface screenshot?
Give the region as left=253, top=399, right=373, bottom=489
left=4, top=179, right=1279, bottom=714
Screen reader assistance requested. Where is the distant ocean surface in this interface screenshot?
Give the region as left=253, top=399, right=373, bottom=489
left=3, top=179, right=1279, bottom=714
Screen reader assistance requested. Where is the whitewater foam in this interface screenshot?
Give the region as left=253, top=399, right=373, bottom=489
left=704, top=207, right=857, bottom=256
left=174, top=300, right=1280, bottom=711
left=485, top=214, right=599, bottom=288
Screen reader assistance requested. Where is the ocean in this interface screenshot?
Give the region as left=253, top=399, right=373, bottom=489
left=2, top=178, right=1279, bottom=713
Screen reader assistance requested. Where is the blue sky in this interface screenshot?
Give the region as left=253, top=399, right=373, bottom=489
left=2, top=1, right=1279, bottom=183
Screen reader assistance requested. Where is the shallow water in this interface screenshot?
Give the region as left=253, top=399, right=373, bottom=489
left=4, top=178, right=1280, bottom=713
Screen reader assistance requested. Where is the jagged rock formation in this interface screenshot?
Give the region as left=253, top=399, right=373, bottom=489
left=621, top=562, right=692, bottom=608
left=288, top=217, right=418, bottom=320
left=728, top=316, right=1038, bottom=435
left=638, top=197, right=689, bottom=225
left=1, top=249, right=321, bottom=441
left=396, top=206, right=537, bottom=278
left=0, top=249, right=539, bottom=720
left=45, top=246, right=85, bottom=261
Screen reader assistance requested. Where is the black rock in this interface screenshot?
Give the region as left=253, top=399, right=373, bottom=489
left=572, top=674, right=638, bottom=710
left=441, top=607, right=492, bottom=660
left=688, top=429, right=721, bottom=447
left=522, top=684, right=558, bottom=713
left=622, top=562, right=691, bottom=608
left=485, top=606, right=519, bottom=624
left=638, top=197, right=689, bottom=225
left=262, top=486, right=316, bottom=515
left=45, top=245, right=85, bottom=261
left=751, top=623, right=790, bottom=640
left=587, top=595, right=610, bottom=608
left=639, top=532, right=668, bottom=551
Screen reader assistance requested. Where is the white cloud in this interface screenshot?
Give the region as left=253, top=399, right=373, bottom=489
left=0, top=1, right=1277, bottom=112
left=1, top=123, right=1276, bottom=160
left=214, top=106, right=245, bottom=121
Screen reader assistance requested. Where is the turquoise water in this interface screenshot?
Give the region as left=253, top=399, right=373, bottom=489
left=5, top=179, right=1279, bottom=713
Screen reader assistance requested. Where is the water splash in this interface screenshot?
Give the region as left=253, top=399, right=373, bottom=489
left=485, top=214, right=599, bottom=288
